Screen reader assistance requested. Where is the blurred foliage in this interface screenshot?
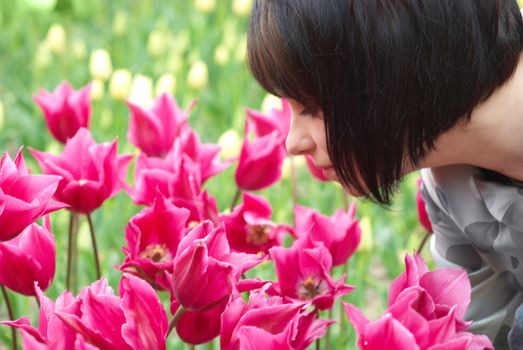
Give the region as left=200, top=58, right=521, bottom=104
left=0, top=0, right=429, bottom=349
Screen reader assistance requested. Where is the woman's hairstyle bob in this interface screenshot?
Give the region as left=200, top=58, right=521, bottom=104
left=247, top=0, right=523, bottom=204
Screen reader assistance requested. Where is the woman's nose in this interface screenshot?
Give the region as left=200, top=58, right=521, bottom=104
left=285, top=120, right=315, bottom=156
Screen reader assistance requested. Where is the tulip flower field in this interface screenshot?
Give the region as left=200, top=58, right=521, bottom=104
left=0, top=1, right=501, bottom=349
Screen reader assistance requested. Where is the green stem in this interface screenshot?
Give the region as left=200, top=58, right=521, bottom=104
left=316, top=338, right=320, bottom=350
left=229, top=188, right=242, bottom=212
left=290, top=156, right=298, bottom=226
left=66, top=211, right=75, bottom=290
left=417, top=231, right=431, bottom=253
left=167, top=306, right=185, bottom=337
left=86, top=214, right=101, bottom=280
left=207, top=340, right=214, bottom=350
left=326, top=308, right=332, bottom=350
left=189, top=345, right=196, bottom=350
left=1, top=285, right=17, bottom=350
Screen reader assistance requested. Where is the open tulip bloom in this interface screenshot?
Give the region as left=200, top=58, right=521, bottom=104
left=127, top=93, right=193, bottom=158
left=30, top=128, right=132, bottom=214
left=221, top=192, right=293, bottom=255
left=245, top=98, right=291, bottom=146
left=33, top=81, right=91, bottom=144
left=0, top=149, right=65, bottom=241
left=5, top=275, right=168, bottom=350
left=120, top=193, right=190, bottom=290
left=344, top=252, right=494, bottom=350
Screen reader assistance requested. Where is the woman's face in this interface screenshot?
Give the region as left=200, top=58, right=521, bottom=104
left=286, top=99, right=339, bottom=181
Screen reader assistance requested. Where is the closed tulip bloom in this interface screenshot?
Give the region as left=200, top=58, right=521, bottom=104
left=0, top=217, right=55, bottom=296
left=0, top=149, right=65, bottom=241
left=171, top=221, right=262, bottom=312
left=305, top=155, right=329, bottom=182
left=30, top=128, right=132, bottom=214
left=127, top=93, right=191, bottom=158
left=34, top=81, right=91, bottom=144
left=120, top=193, right=190, bottom=290
left=293, top=203, right=361, bottom=266
left=269, top=243, right=353, bottom=310
left=235, top=130, right=286, bottom=191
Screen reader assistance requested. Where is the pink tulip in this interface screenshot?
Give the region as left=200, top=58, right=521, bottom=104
left=3, top=283, right=84, bottom=350
left=120, top=193, right=190, bottom=290
left=221, top=192, right=292, bottom=254
left=30, top=128, right=132, bottom=214
left=170, top=297, right=229, bottom=345
left=246, top=99, right=290, bottom=146
left=55, top=275, right=168, bottom=350
left=0, top=218, right=55, bottom=296
left=269, top=243, right=353, bottom=310
left=235, top=130, right=286, bottom=191
left=179, top=128, right=232, bottom=183
left=34, top=81, right=91, bottom=144
left=416, top=178, right=433, bottom=232
left=344, top=252, right=494, bottom=350
left=221, top=285, right=331, bottom=350
left=127, top=93, right=193, bottom=157
left=171, top=221, right=263, bottom=312
left=130, top=149, right=219, bottom=225
left=305, top=155, right=329, bottom=182
left=0, top=149, right=65, bottom=241
left=293, top=203, right=361, bottom=266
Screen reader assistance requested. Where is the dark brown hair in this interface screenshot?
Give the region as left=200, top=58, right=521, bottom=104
left=247, top=0, right=523, bottom=204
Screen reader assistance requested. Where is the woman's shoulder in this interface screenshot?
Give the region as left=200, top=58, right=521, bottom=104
left=420, top=165, right=523, bottom=231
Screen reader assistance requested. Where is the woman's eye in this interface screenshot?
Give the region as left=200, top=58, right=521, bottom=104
left=299, top=107, right=315, bottom=117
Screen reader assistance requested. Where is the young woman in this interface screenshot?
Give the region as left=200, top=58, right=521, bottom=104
left=247, top=0, right=523, bottom=348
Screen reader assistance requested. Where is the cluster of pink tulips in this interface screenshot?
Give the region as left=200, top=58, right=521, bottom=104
left=0, top=80, right=493, bottom=349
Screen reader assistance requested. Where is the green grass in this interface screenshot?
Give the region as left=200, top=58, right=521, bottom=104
left=0, top=1, right=430, bottom=349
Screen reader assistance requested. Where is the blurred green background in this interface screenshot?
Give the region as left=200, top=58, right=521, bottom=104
left=0, top=0, right=429, bottom=349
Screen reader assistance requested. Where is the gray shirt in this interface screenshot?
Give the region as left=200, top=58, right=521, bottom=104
left=421, top=165, right=523, bottom=348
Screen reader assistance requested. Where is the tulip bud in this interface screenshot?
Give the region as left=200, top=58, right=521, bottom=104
left=194, top=0, right=215, bottom=13
left=109, top=69, right=132, bottom=100
left=213, top=44, right=230, bottom=66
left=187, top=60, right=208, bottom=90
left=519, top=0, right=523, bottom=8
left=261, top=94, right=282, bottom=114
left=218, top=128, right=241, bottom=159
left=234, top=36, right=247, bottom=63
left=0, top=100, right=4, bottom=130
left=147, top=29, right=167, bottom=57
left=90, top=79, right=105, bottom=101
left=281, top=157, right=293, bottom=180
left=34, top=42, right=52, bottom=68
left=155, top=73, right=176, bottom=97
left=23, top=0, right=56, bottom=13
left=358, top=215, right=373, bottom=252
left=89, top=49, right=113, bottom=81
left=112, top=11, right=127, bottom=36
left=46, top=23, right=66, bottom=54
left=232, top=0, right=253, bottom=16
left=71, top=38, right=87, bottom=60
left=129, top=74, right=154, bottom=108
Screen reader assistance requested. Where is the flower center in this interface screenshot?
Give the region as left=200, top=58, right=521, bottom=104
left=297, top=275, right=327, bottom=300
left=246, top=224, right=271, bottom=246
left=140, top=244, right=171, bottom=263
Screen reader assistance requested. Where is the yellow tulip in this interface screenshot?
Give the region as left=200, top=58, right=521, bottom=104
left=112, top=11, right=128, bottom=36
left=71, top=39, right=86, bottom=60
left=89, top=49, right=113, bottom=81
left=218, top=129, right=242, bottom=159
left=46, top=23, right=66, bottom=54
left=0, top=100, right=4, bottom=130
left=187, top=60, right=208, bottom=90
left=147, top=30, right=167, bottom=58
left=214, top=45, right=230, bottom=66
left=232, top=0, right=253, bottom=17
left=261, top=94, right=282, bottom=113
left=109, top=69, right=132, bottom=100
left=129, top=74, right=154, bottom=108
left=194, top=0, right=216, bottom=13
left=90, top=79, right=105, bottom=101
left=358, top=216, right=374, bottom=252
left=34, top=42, right=52, bottom=68
left=155, top=73, right=176, bottom=97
